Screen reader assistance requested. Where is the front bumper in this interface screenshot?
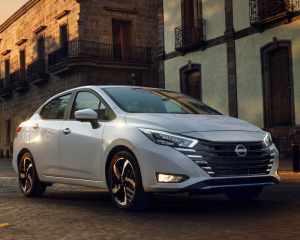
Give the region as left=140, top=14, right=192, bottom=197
left=132, top=140, right=280, bottom=193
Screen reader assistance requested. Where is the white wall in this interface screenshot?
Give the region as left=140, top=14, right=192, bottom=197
left=165, top=44, right=229, bottom=115
left=232, top=0, right=250, bottom=31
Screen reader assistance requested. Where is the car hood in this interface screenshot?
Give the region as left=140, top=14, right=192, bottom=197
left=125, top=113, right=264, bottom=134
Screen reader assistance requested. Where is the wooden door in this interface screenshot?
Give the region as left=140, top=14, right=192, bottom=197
left=120, top=21, right=131, bottom=60
left=268, top=47, right=292, bottom=127
left=184, top=0, right=201, bottom=45
left=183, top=70, right=201, bottom=101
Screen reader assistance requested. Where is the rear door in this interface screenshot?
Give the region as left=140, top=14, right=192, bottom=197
left=59, top=89, right=110, bottom=181
left=30, top=93, right=72, bottom=177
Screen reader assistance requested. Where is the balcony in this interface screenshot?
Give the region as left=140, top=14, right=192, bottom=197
left=0, top=78, right=12, bottom=99
left=9, top=69, right=29, bottom=92
left=175, top=19, right=206, bottom=52
left=250, top=0, right=300, bottom=26
left=48, top=41, right=152, bottom=76
left=26, top=59, right=49, bottom=85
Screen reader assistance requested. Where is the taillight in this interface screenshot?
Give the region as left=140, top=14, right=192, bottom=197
left=16, top=127, right=22, bottom=138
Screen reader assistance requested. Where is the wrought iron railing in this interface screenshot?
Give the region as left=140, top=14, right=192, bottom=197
left=175, top=19, right=206, bottom=49
left=9, top=70, right=26, bottom=86
left=250, top=0, right=300, bottom=25
left=26, top=59, right=47, bottom=78
left=48, top=41, right=152, bottom=68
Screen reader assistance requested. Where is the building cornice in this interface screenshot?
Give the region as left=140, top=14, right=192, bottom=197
left=16, top=39, right=28, bottom=46
left=1, top=50, right=11, bottom=56
left=104, top=6, right=139, bottom=14
left=0, top=0, right=41, bottom=34
left=55, top=10, right=71, bottom=20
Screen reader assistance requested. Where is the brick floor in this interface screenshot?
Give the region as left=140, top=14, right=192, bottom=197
left=1, top=159, right=300, bottom=239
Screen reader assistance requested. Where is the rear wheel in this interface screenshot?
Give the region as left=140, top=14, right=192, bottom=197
left=18, top=153, right=47, bottom=198
left=225, top=187, right=263, bottom=201
left=108, top=151, right=153, bottom=211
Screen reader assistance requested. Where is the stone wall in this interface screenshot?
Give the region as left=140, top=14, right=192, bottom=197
left=0, top=0, right=80, bottom=78
left=0, top=0, right=159, bottom=158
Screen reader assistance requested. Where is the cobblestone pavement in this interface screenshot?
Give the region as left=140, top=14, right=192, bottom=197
left=1, top=159, right=300, bottom=240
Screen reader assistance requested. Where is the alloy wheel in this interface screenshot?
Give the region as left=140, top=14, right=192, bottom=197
left=110, top=157, right=136, bottom=206
left=19, top=157, right=33, bottom=193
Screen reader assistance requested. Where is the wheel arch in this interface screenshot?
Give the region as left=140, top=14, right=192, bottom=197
left=104, top=145, right=136, bottom=185
left=17, top=148, right=32, bottom=170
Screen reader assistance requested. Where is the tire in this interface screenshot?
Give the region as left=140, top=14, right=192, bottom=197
left=225, top=187, right=263, bottom=201
left=107, top=151, right=153, bottom=212
left=18, top=152, right=47, bottom=198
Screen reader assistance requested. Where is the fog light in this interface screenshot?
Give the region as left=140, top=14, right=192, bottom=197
left=157, top=174, right=183, bottom=183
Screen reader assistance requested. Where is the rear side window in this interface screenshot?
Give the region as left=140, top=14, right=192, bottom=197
left=43, top=94, right=71, bottom=120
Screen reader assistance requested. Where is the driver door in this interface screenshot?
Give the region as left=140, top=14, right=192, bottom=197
left=59, top=90, right=107, bottom=181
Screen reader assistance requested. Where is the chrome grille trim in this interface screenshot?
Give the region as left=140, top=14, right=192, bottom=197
left=192, top=141, right=275, bottom=177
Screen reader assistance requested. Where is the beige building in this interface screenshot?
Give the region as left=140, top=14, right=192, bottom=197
left=0, top=0, right=159, bottom=158
left=157, top=0, right=300, bottom=157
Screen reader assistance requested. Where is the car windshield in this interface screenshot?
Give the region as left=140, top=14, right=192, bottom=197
left=103, top=87, right=221, bottom=115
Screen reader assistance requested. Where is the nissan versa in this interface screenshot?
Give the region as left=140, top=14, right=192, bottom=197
left=13, top=86, right=280, bottom=211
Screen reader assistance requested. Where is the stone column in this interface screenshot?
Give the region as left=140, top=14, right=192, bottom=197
left=157, top=0, right=165, bottom=89
left=224, top=0, right=238, bottom=118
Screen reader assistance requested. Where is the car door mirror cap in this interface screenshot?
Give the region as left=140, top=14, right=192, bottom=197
left=75, top=109, right=100, bottom=129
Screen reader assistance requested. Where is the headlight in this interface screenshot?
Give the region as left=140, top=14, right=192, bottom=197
left=139, top=128, right=199, bottom=148
left=264, top=132, right=273, bottom=147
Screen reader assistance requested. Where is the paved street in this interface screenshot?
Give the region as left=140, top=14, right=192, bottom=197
left=1, top=159, right=300, bottom=240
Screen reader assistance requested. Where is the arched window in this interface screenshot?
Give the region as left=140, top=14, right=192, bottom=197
left=261, top=40, right=295, bottom=128
left=180, top=64, right=202, bottom=101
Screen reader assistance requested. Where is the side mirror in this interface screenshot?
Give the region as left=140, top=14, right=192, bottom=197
left=75, top=109, right=99, bottom=129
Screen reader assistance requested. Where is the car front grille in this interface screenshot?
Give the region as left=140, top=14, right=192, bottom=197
left=178, top=141, right=276, bottom=177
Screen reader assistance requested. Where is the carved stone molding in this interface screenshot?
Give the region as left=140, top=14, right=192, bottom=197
left=16, top=39, right=28, bottom=46
left=55, top=10, right=71, bottom=20
left=104, top=6, right=139, bottom=14
left=1, top=50, right=11, bottom=56
left=33, top=26, right=47, bottom=34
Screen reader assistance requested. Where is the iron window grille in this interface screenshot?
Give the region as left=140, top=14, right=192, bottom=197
left=250, top=0, right=300, bottom=26
left=175, top=18, right=206, bottom=50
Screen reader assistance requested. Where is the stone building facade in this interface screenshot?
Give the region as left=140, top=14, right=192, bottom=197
left=0, top=0, right=159, bottom=158
left=159, top=0, right=300, bottom=158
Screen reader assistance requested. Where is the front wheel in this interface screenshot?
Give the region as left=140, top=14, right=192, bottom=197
left=18, top=153, right=47, bottom=198
left=108, top=151, right=153, bottom=211
left=225, top=187, right=263, bottom=201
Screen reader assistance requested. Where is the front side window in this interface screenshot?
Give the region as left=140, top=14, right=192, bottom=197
left=70, top=92, right=109, bottom=121
left=43, top=94, right=71, bottom=120
left=103, top=88, right=220, bottom=115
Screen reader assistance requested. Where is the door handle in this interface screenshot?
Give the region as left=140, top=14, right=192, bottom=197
left=33, top=124, right=39, bottom=130
left=62, top=128, right=71, bottom=135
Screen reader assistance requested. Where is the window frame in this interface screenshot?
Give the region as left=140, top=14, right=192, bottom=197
left=65, top=88, right=116, bottom=122
left=180, top=63, right=202, bottom=101
left=261, top=39, right=295, bottom=129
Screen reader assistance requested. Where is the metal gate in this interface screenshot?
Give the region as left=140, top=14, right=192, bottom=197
left=268, top=47, right=292, bottom=127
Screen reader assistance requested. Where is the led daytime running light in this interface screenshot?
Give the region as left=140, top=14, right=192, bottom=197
left=139, top=128, right=199, bottom=148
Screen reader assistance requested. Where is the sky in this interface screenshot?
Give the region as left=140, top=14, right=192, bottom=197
left=0, top=0, right=29, bottom=25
